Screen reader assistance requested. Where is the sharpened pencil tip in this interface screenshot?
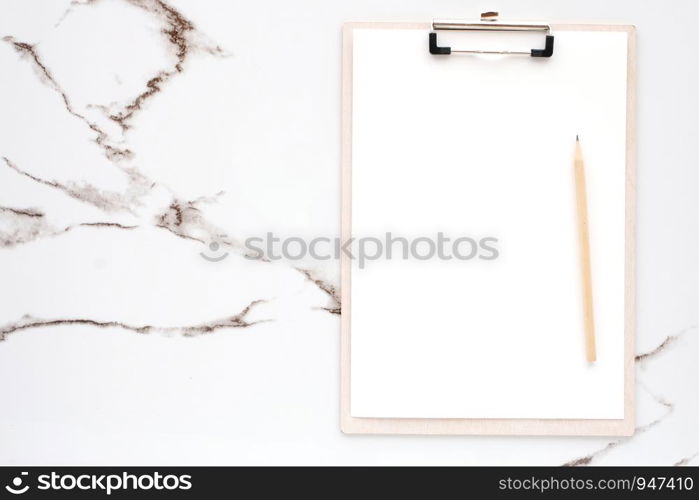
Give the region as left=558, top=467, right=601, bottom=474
left=576, top=134, right=579, bottom=141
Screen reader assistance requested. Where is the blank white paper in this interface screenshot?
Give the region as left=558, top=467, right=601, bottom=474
left=350, top=28, right=628, bottom=419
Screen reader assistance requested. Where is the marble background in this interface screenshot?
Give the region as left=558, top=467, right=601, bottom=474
left=0, top=0, right=697, bottom=465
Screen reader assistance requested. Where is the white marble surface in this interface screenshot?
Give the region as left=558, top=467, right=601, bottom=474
left=0, top=0, right=697, bottom=465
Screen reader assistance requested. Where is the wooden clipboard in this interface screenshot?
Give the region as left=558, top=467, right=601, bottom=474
left=340, top=22, right=636, bottom=435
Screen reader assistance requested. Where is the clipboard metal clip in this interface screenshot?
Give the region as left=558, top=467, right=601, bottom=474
left=429, top=13, right=554, bottom=57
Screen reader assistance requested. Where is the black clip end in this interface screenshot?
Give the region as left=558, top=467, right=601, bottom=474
left=531, top=35, right=554, bottom=57
left=429, top=32, right=451, bottom=55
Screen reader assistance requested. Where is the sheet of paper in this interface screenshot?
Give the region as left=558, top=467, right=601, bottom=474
left=350, top=28, right=628, bottom=419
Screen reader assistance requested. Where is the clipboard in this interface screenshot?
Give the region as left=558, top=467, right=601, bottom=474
left=340, top=18, right=636, bottom=435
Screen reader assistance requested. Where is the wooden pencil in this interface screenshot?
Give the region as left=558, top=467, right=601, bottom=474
left=574, top=136, right=597, bottom=362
